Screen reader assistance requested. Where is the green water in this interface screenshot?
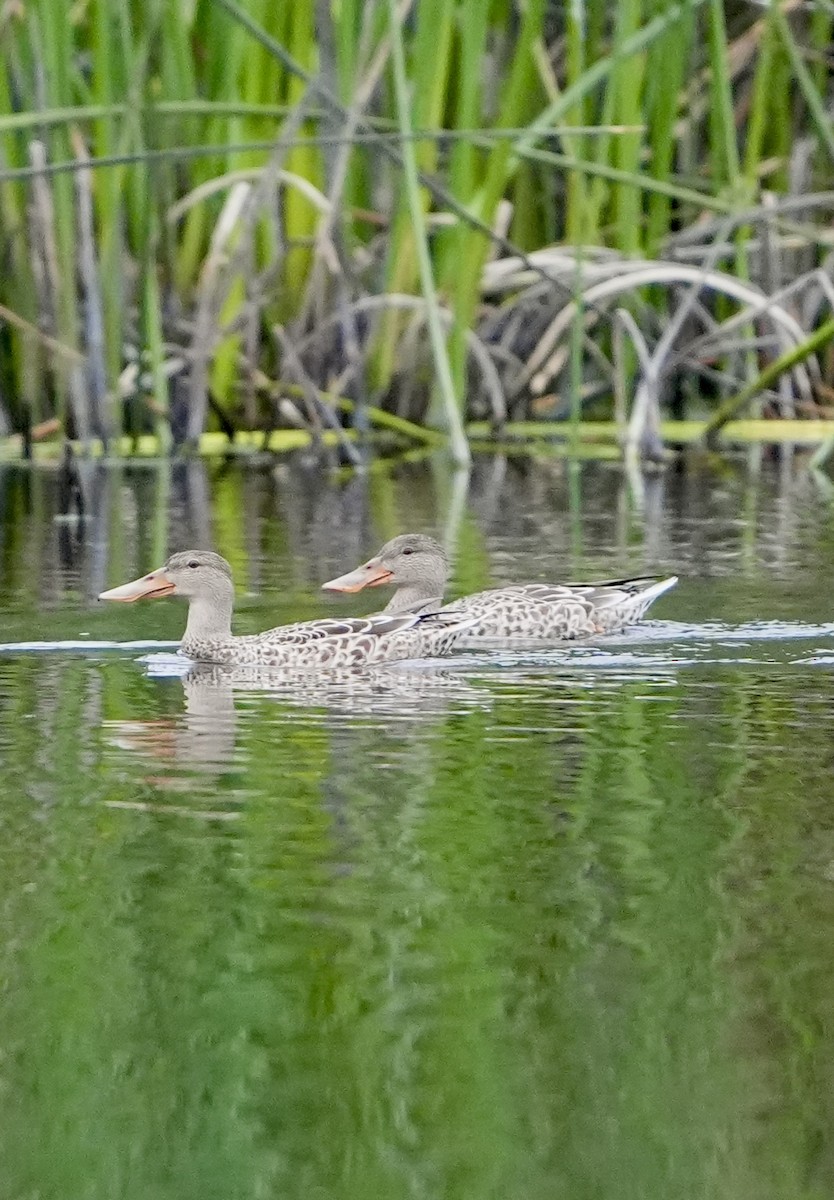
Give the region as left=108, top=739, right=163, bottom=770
left=1, top=455, right=834, bottom=1200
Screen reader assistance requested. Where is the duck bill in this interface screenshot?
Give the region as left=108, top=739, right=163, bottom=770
left=98, top=569, right=176, bottom=603
left=321, top=560, right=393, bottom=593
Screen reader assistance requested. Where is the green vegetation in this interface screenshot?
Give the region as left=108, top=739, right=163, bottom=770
left=1, top=0, right=833, bottom=460
left=3, top=513, right=834, bottom=1199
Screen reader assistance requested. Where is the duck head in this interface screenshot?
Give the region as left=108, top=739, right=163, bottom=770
left=99, top=550, right=234, bottom=604
left=322, top=534, right=449, bottom=610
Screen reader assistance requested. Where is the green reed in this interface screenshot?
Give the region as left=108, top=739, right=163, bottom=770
left=0, top=0, right=832, bottom=454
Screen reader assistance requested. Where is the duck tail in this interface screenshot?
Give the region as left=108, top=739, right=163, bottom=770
left=637, top=575, right=678, bottom=605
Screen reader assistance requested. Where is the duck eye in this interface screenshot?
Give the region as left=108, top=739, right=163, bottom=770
left=401, top=547, right=414, bottom=556
left=188, top=561, right=200, bottom=569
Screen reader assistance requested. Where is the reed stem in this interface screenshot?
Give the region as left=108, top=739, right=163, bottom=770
left=385, top=0, right=470, bottom=469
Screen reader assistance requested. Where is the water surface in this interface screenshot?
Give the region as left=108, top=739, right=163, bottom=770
left=1, top=453, right=833, bottom=1200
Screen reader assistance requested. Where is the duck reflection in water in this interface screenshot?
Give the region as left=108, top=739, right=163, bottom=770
left=102, top=659, right=491, bottom=800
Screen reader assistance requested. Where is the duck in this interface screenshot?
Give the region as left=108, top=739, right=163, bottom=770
left=98, top=550, right=479, bottom=667
left=322, top=533, right=678, bottom=641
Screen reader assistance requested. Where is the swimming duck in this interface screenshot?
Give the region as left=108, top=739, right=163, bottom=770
left=99, top=550, right=478, bottom=667
left=322, top=533, right=677, bottom=640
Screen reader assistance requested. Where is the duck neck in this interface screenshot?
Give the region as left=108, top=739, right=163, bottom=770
left=384, top=583, right=444, bottom=614
left=182, top=594, right=234, bottom=649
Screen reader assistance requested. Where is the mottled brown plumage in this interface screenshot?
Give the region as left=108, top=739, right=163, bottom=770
left=100, top=550, right=478, bottom=666
left=322, top=533, right=678, bottom=641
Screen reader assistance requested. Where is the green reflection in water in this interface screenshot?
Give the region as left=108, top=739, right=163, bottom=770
left=1, top=454, right=834, bottom=1200
left=0, top=655, right=833, bottom=1200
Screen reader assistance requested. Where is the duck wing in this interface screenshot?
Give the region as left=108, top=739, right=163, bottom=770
left=208, top=607, right=479, bottom=667
left=520, top=576, right=677, bottom=610
left=444, top=576, right=677, bottom=640
left=256, top=609, right=459, bottom=646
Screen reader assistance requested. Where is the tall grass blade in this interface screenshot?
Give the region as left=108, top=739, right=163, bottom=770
left=385, top=0, right=469, bottom=468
